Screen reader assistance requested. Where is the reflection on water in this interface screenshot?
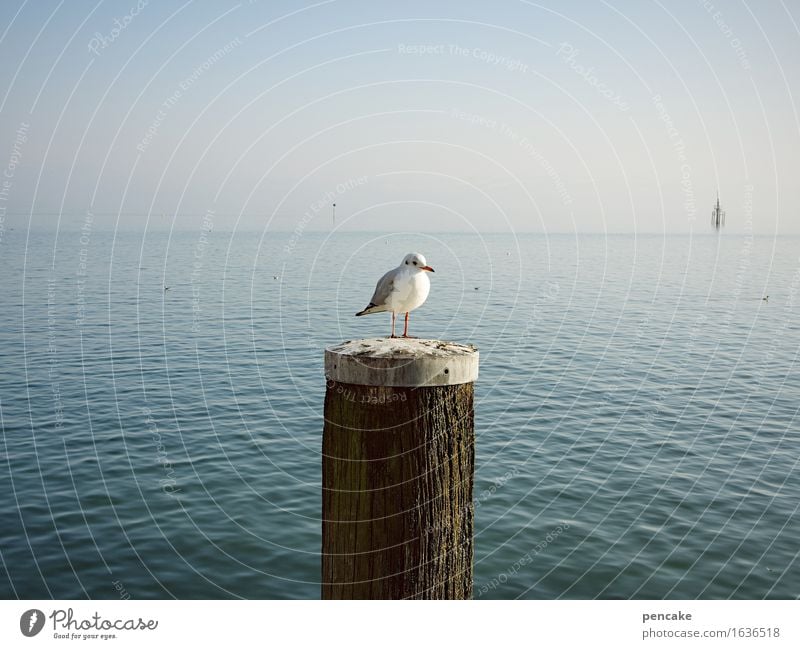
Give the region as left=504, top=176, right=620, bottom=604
left=0, top=230, right=798, bottom=598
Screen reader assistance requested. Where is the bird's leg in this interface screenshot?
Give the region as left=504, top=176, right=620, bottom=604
left=402, top=312, right=409, bottom=337
left=390, top=312, right=397, bottom=338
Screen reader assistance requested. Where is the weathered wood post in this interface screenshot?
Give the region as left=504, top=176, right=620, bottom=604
left=322, top=338, right=479, bottom=599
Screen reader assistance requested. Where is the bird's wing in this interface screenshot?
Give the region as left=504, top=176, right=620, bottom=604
left=369, top=268, right=397, bottom=306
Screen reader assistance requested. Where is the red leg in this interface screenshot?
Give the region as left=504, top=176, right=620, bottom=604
left=390, top=312, right=397, bottom=338
left=402, top=312, right=409, bottom=337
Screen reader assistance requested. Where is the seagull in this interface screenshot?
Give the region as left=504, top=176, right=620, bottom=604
left=164, top=286, right=170, bottom=291
left=762, top=295, right=769, bottom=302
left=355, top=252, right=434, bottom=338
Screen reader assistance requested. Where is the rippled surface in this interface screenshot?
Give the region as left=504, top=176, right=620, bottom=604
left=1, top=229, right=798, bottom=599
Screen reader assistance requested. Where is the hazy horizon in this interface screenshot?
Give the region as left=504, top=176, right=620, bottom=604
left=8, top=220, right=800, bottom=236
left=1, top=1, right=798, bottom=236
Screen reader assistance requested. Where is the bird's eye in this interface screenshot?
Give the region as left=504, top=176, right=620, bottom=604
left=405, top=261, right=408, bottom=264
left=413, top=261, right=417, bottom=265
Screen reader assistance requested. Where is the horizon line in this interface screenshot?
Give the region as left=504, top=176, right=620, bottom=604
left=8, top=227, right=798, bottom=236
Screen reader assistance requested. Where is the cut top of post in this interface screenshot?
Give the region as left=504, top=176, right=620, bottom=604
left=325, top=338, right=479, bottom=387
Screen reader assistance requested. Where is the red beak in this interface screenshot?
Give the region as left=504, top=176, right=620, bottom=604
left=421, top=265, right=435, bottom=272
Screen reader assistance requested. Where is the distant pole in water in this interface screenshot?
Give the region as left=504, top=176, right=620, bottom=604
left=712, top=191, right=725, bottom=229
left=332, top=203, right=336, bottom=226
left=322, top=338, right=479, bottom=599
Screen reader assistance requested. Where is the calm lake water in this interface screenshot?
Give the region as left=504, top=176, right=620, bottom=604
left=1, top=228, right=798, bottom=599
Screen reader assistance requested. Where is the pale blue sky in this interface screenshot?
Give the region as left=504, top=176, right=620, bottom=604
left=0, top=0, right=798, bottom=233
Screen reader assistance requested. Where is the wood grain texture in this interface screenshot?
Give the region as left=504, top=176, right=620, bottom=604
left=322, top=381, right=474, bottom=599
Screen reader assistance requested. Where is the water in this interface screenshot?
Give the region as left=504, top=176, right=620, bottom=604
left=1, top=228, right=798, bottom=599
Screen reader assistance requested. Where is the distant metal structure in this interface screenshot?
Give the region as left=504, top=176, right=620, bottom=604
left=712, top=192, right=725, bottom=229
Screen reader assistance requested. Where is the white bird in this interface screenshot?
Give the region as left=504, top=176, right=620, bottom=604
left=355, top=252, right=435, bottom=338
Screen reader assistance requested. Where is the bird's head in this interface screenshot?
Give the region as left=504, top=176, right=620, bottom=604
left=402, top=252, right=434, bottom=272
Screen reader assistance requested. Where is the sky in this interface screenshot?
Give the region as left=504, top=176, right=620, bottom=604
left=0, top=0, right=798, bottom=234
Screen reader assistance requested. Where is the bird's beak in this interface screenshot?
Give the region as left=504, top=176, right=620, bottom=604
left=421, top=265, right=435, bottom=272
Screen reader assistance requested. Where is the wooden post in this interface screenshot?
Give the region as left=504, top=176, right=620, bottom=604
left=322, top=338, right=479, bottom=599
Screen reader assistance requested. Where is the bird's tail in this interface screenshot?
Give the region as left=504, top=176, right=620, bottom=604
left=355, top=303, right=384, bottom=316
